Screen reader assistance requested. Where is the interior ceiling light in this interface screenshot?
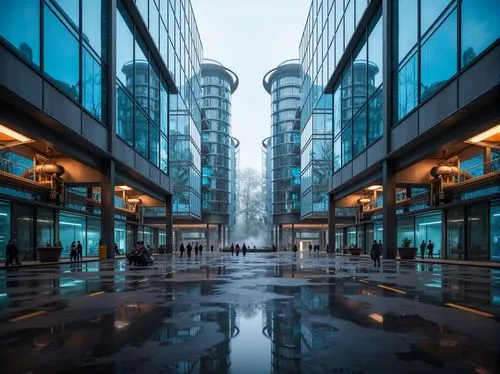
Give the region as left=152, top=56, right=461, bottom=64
left=0, top=124, right=32, bottom=142
left=467, top=124, right=500, bottom=143
left=117, top=185, right=132, bottom=191
left=366, top=185, right=383, bottom=191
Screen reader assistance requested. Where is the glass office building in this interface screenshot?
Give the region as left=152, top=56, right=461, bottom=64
left=263, top=60, right=302, bottom=248
left=300, top=0, right=500, bottom=261
left=0, top=0, right=203, bottom=259
left=200, top=59, right=239, bottom=245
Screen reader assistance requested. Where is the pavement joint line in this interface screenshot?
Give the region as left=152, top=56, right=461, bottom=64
left=377, top=285, right=407, bottom=294
left=87, top=291, right=105, bottom=297
left=10, top=310, right=46, bottom=322
left=445, top=302, right=495, bottom=318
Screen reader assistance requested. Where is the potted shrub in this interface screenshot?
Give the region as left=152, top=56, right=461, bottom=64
left=398, top=238, right=417, bottom=259
left=349, top=244, right=362, bottom=256
left=37, top=241, right=63, bottom=262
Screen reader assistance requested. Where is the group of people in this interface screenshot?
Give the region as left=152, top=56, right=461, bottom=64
left=127, top=241, right=154, bottom=266
left=230, top=242, right=248, bottom=256
left=308, top=244, right=322, bottom=252
left=179, top=242, right=215, bottom=258
left=420, top=240, right=435, bottom=259
left=69, top=241, right=84, bottom=261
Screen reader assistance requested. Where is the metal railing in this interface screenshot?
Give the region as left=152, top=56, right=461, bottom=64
left=455, top=156, right=500, bottom=183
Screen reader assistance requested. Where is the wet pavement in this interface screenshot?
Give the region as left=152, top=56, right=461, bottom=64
left=0, top=253, right=499, bottom=374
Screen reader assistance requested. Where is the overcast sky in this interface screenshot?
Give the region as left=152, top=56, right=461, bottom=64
left=192, top=0, right=310, bottom=174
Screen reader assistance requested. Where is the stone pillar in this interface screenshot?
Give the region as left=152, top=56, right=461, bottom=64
left=101, top=159, right=115, bottom=259
left=165, top=195, right=173, bottom=254
left=382, top=160, right=397, bottom=259
left=328, top=194, right=335, bottom=253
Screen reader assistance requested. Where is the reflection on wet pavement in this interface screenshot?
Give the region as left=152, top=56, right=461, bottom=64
left=0, top=253, right=499, bottom=373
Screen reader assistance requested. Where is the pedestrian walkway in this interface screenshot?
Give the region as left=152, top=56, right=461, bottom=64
left=1, top=255, right=127, bottom=269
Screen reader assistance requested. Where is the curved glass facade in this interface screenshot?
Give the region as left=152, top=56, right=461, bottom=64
left=201, top=61, right=238, bottom=219
left=264, top=61, right=301, bottom=217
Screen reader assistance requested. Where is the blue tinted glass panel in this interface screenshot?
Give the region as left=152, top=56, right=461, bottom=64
left=368, top=9, right=383, bottom=90
left=421, top=0, right=451, bottom=35
left=82, top=48, right=104, bottom=121
left=368, top=90, right=383, bottom=144
left=395, top=52, right=418, bottom=121
left=420, top=11, right=457, bottom=102
left=149, top=123, right=159, bottom=166
left=135, top=107, right=149, bottom=158
left=160, top=134, right=168, bottom=173
left=461, top=0, right=500, bottom=67
left=116, top=85, right=133, bottom=145
left=53, top=0, right=79, bottom=26
left=82, top=0, right=105, bottom=57
left=160, top=79, right=168, bottom=135
left=353, top=106, right=367, bottom=156
left=0, top=0, right=40, bottom=66
left=135, top=36, right=149, bottom=113
left=116, top=2, right=134, bottom=87
left=394, top=0, right=418, bottom=64
left=44, top=5, right=80, bottom=101
left=136, top=0, right=148, bottom=22
left=333, top=136, right=341, bottom=171
left=341, top=124, right=352, bottom=165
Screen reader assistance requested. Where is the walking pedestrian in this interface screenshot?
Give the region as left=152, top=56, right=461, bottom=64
left=70, top=241, right=77, bottom=261
left=370, top=240, right=381, bottom=267
left=242, top=243, right=247, bottom=256
left=235, top=243, right=240, bottom=256
left=199, top=244, right=203, bottom=255
left=187, top=242, right=192, bottom=258
left=420, top=240, right=426, bottom=259
left=210, top=244, right=214, bottom=253
left=5, top=239, right=21, bottom=266
left=293, top=243, right=298, bottom=253
left=194, top=242, right=199, bottom=256
left=309, top=243, right=313, bottom=252
left=427, top=240, right=434, bottom=259
left=231, top=242, right=234, bottom=256
left=180, top=242, right=185, bottom=258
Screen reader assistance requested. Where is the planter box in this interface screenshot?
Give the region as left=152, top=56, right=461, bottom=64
left=398, top=247, right=417, bottom=260
left=349, top=248, right=362, bottom=256
left=37, top=247, right=63, bottom=262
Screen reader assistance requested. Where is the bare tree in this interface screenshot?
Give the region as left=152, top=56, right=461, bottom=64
left=235, top=167, right=265, bottom=238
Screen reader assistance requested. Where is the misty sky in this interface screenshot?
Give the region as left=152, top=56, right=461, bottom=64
left=192, top=0, right=310, bottom=174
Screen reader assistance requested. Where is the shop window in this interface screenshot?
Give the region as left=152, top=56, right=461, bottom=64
left=397, top=217, right=415, bottom=249
left=0, top=202, right=11, bottom=261
left=491, top=201, right=500, bottom=262
left=416, top=212, right=442, bottom=258
left=37, top=208, right=54, bottom=247
left=468, top=203, right=489, bottom=261
left=59, top=212, right=86, bottom=258
left=13, top=205, right=34, bottom=261
left=447, top=206, right=464, bottom=259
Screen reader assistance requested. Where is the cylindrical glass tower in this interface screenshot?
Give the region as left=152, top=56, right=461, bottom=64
left=201, top=59, right=238, bottom=241
left=263, top=60, right=301, bottom=223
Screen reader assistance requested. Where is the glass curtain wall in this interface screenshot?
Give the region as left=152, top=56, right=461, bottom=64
left=447, top=206, right=465, bottom=259
left=397, top=217, right=415, bottom=248
left=87, top=217, right=100, bottom=257
left=491, top=201, right=500, bottom=262
left=13, top=204, right=34, bottom=260
left=115, top=220, right=126, bottom=252
left=59, top=212, right=86, bottom=258
left=415, top=212, right=442, bottom=258
left=37, top=208, right=54, bottom=247
left=468, top=203, right=489, bottom=261
left=393, top=0, right=500, bottom=122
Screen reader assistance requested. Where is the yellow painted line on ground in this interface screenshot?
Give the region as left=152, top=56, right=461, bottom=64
left=377, top=285, right=407, bottom=294
left=87, top=291, right=105, bottom=297
left=10, top=310, right=46, bottom=322
left=358, top=279, right=370, bottom=284
left=445, top=303, right=495, bottom=318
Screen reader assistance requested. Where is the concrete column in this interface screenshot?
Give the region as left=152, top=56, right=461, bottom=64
left=291, top=224, right=295, bottom=248
left=328, top=194, right=336, bottom=253
left=278, top=225, right=283, bottom=249
left=101, top=159, right=115, bottom=259
left=222, top=226, right=226, bottom=247
left=217, top=224, right=222, bottom=247
left=382, top=160, right=397, bottom=259
left=165, top=195, right=173, bottom=254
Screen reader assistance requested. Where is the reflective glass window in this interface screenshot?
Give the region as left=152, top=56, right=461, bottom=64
left=468, top=203, right=489, bottom=261
left=356, top=0, right=367, bottom=25
left=393, top=0, right=418, bottom=64
left=335, top=18, right=344, bottom=66
left=421, top=0, right=451, bottom=35
left=83, top=0, right=105, bottom=58
left=333, top=83, right=342, bottom=136
left=461, top=0, right=500, bottom=67
left=59, top=212, right=86, bottom=259
left=44, top=5, right=80, bottom=101
left=149, top=123, right=159, bottom=167
left=353, top=105, right=367, bottom=156
left=420, top=11, right=457, bottom=102
left=447, top=206, right=464, bottom=259
left=341, top=124, right=352, bottom=165
left=82, top=48, right=104, bottom=121
left=116, top=85, right=133, bottom=145
left=368, top=9, right=383, bottom=89
left=0, top=202, right=11, bottom=262
left=491, top=201, right=500, bottom=261
left=333, top=136, right=341, bottom=171
left=136, top=0, right=148, bottom=22
left=0, top=0, right=40, bottom=67
left=135, top=107, right=149, bottom=158
left=116, top=3, right=134, bottom=87
left=345, top=0, right=355, bottom=44
left=149, top=62, right=160, bottom=124
left=149, top=0, right=159, bottom=47
left=353, top=37, right=367, bottom=114
left=160, top=79, right=168, bottom=135
left=368, top=90, right=383, bottom=144
left=395, top=52, right=418, bottom=121
left=53, top=0, right=79, bottom=26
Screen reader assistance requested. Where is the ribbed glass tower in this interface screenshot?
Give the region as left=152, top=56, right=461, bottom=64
left=201, top=59, right=239, bottom=245
left=263, top=59, right=301, bottom=248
